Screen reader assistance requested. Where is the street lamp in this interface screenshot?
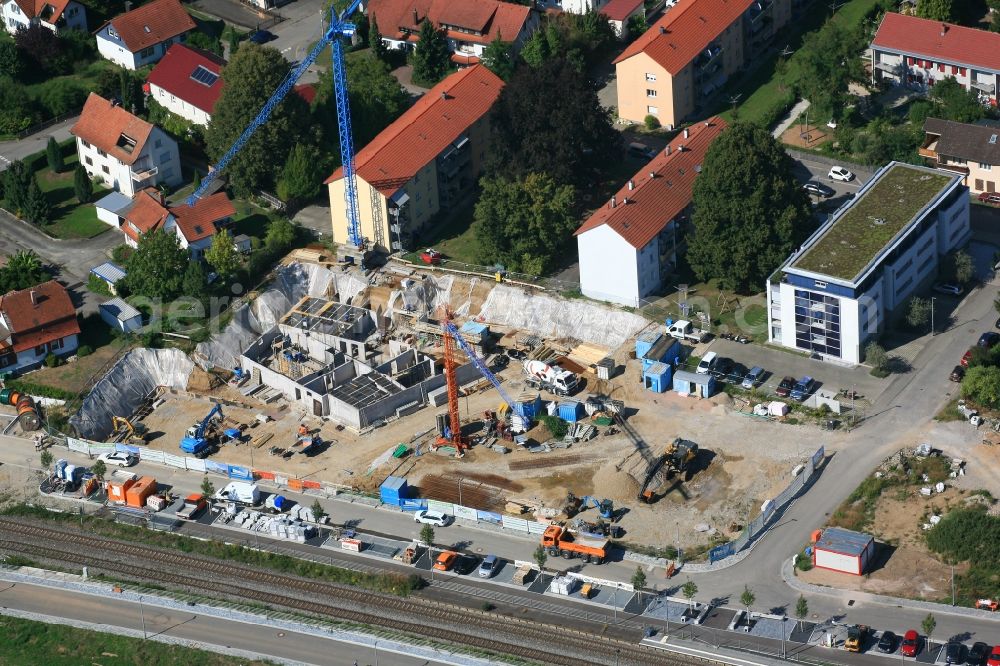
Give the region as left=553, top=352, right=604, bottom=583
left=931, top=296, right=936, bottom=336
left=781, top=615, right=786, bottom=659
left=138, top=594, right=147, bottom=639
left=374, top=639, right=379, bottom=666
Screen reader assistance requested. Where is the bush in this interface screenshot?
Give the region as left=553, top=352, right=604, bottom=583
left=644, top=114, right=660, bottom=130
left=2, top=380, right=77, bottom=400
left=76, top=344, right=92, bottom=357
left=111, top=244, right=134, bottom=265
left=539, top=414, right=568, bottom=438
left=36, top=78, right=88, bottom=117
left=86, top=273, right=111, bottom=297
left=43, top=353, right=61, bottom=368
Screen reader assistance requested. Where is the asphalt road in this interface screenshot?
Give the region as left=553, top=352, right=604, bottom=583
left=0, top=579, right=449, bottom=666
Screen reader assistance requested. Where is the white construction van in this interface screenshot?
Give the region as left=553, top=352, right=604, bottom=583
left=215, top=481, right=261, bottom=506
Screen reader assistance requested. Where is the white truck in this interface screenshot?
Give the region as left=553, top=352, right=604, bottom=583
left=666, top=319, right=708, bottom=343
left=214, top=481, right=261, bottom=506
left=523, top=360, right=579, bottom=396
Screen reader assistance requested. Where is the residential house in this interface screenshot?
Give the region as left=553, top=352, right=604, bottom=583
left=574, top=118, right=726, bottom=307
left=1, top=0, right=86, bottom=34
left=602, top=0, right=645, bottom=40
left=613, top=0, right=792, bottom=128
left=116, top=187, right=236, bottom=260
left=535, top=0, right=606, bottom=14
left=0, top=280, right=80, bottom=374
left=766, top=163, right=969, bottom=365
left=145, top=44, right=225, bottom=127
left=921, top=117, right=1000, bottom=195
left=871, top=13, right=1000, bottom=108
left=95, top=0, right=196, bottom=70
left=369, top=0, right=538, bottom=66
left=71, top=92, right=181, bottom=197
left=325, top=64, right=504, bottom=252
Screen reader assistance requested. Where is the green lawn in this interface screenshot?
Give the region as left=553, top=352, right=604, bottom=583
left=34, top=151, right=111, bottom=239
left=0, top=614, right=276, bottom=666
left=402, top=196, right=482, bottom=265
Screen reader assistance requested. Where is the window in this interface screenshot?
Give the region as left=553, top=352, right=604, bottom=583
left=81, top=139, right=91, bottom=149
left=85, top=156, right=93, bottom=166
left=101, top=165, right=110, bottom=174
left=35, top=345, right=46, bottom=356
left=646, top=89, right=657, bottom=97
left=983, top=164, right=992, bottom=171
left=161, top=167, right=174, bottom=179
left=140, top=46, right=154, bottom=58
left=938, top=64, right=944, bottom=72
left=155, top=139, right=161, bottom=149
left=645, top=73, right=656, bottom=82
left=954, top=157, right=967, bottom=165
left=960, top=67, right=967, bottom=76
left=159, top=151, right=171, bottom=163
left=647, top=105, right=658, bottom=115
left=976, top=179, right=985, bottom=190
left=97, top=149, right=107, bottom=157
left=50, top=338, right=63, bottom=351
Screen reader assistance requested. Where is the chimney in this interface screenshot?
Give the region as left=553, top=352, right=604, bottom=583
left=683, top=128, right=689, bottom=138
left=441, top=92, right=448, bottom=100
left=610, top=195, right=616, bottom=208
left=30, top=290, right=38, bottom=307
left=628, top=179, right=635, bottom=190
left=413, top=9, right=419, bottom=24
left=665, top=145, right=671, bottom=155
left=941, top=23, right=947, bottom=36
left=623, top=197, right=630, bottom=204
left=649, top=171, right=656, bottom=179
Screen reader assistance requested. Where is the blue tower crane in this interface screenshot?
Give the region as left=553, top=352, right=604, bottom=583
left=443, top=322, right=523, bottom=417
left=187, top=0, right=365, bottom=250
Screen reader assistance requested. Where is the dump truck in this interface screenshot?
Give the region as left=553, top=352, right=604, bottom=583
left=523, top=360, right=578, bottom=396
left=845, top=624, right=869, bottom=652
left=666, top=320, right=708, bottom=343
left=540, top=525, right=608, bottom=564
left=176, top=493, right=207, bottom=520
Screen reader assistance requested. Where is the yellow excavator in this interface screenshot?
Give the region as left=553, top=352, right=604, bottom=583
left=111, top=416, right=148, bottom=445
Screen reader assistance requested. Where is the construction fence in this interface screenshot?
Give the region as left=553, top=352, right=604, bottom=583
left=390, top=495, right=551, bottom=537
left=709, top=445, right=825, bottom=563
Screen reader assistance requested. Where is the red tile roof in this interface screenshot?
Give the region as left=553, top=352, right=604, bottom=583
left=121, top=188, right=171, bottom=242
left=574, top=117, right=726, bottom=248
left=370, top=0, right=531, bottom=46
left=872, top=13, right=1000, bottom=72
left=171, top=192, right=236, bottom=243
left=146, top=44, right=226, bottom=115
left=12, top=0, right=73, bottom=23
left=71, top=93, right=155, bottom=166
left=613, top=0, right=751, bottom=74
left=0, top=280, right=80, bottom=353
left=601, top=0, right=644, bottom=21
left=325, top=64, right=504, bottom=195
left=100, top=0, right=196, bottom=53
left=294, top=83, right=318, bottom=105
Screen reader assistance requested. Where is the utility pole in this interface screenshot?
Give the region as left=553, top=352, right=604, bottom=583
left=781, top=615, right=786, bottom=659
left=951, top=564, right=955, bottom=606
left=931, top=297, right=936, bottom=336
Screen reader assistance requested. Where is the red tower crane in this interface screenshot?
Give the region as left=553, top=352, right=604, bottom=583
left=434, top=310, right=467, bottom=454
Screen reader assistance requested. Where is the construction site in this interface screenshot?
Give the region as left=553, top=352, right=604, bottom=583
left=50, top=257, right=839, bottom=554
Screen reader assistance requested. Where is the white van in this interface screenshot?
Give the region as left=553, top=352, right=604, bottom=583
left=696, top=351, right=717, bottom=375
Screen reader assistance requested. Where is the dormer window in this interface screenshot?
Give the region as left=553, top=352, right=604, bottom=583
left=116, top=133, right=137, bottom=154
left=109, top=27, right=118, bottom=38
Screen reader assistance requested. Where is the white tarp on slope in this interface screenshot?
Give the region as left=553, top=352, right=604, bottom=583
left=195, top=262, right=368, bottom=369
left=69, top=348, right=194, bottom=441
left=386, top=274, right=453, bottom=319
left=478, top=285, right=646, bottom=349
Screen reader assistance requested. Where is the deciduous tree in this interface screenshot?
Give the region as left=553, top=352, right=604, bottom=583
left=519, top=30, right=548, bottom=68
left=740, top=585, right=756, bottom=618
left=962, top=366, right=1000, bottom=408
left=533, top=545, right=547, bottom=571
left=917, top=0, right=954, bottom=21
left=90, top=459, right=107, bottom=482
left=411, top=19, right=449, bottom=85
left=931, top=77, right=985, bottom=123
left=795, top=595, right=808, bottom=631
left=0, top=41, right=23, bottom=81
left=906, top=296, right=931, bottom=329
left=204, top=231, right=241, bottom=279
left=681, top=579, right=698, bottom=610
left=473, top=173, right=576, bottom=274
left=185, top=30, right=223, bottom=57
left=951, top=249, right=974, bottom=284
left=73, top=164, right=93, bottom=203
left=865, top=341, right=888, bottom=372
left=15, top=24, right=67, bottom=75
left=122, top=229, right=189, bottom=299
left=206, top=45, right=311, bottom=196
left=0, top=77, right=34, bottom=134
left=921, top=613, right=936, bottom=645
left=481, top=35, right=515, bottom=81
left=631, top=567, right=647, bottom=600
left=486, top=58, right=619, bottom=188
left=0, top=250, right=49, bottom=293
left=687, top=122, right=812, bottom=292
left=264, top=217, right=298, bottom=253
left=791, top=21, right=866, bottom=121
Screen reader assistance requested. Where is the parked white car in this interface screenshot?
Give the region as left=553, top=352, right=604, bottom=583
left=828, top=166, right=855, bottom=182
left=100, top=451, right=137, bottom=467
left=413, top=509, right=450, bottom=526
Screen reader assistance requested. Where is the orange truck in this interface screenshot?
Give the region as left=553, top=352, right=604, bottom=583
left=541, top=525, right=609, bottom=564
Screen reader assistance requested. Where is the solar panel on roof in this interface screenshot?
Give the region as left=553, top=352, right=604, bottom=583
left=190, top=65, right=219, bottom=86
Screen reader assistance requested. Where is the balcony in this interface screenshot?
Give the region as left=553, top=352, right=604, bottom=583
left=130, top=165, right=158, bottom=183
left=918, top=136, right=938, bottom=160
left=971, top=80, right=997, bottom=94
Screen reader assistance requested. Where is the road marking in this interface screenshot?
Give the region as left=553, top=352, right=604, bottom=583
left=282, top=47, right=291, bottom=53
left=0, top=155, right=10, bottom=167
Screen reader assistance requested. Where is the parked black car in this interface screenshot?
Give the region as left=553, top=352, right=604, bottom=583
left=946, top=641, right=965, bottom=665
left=969, top=642, right=989, bottom=665
left=249, top=29, right=276, bottom=44
left=950, top=365, right=965, bottom=382
left=877, top=631, right=897, bottom=653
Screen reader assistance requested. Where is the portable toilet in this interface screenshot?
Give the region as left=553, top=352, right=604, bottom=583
left=380, top=476, right=409, bottom=505
left=643, top=361, right=672, bottom=393
left=558, top=400, right=584, bottom=422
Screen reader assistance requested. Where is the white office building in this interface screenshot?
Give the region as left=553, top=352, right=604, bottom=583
left=767, top=162, right=969, bottom=365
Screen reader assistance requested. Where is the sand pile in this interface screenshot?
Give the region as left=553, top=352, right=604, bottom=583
left=592, top=462, right=640, bottom=500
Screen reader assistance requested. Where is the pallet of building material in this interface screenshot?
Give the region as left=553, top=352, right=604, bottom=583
left=511, top=564, right=534, bottom=586
left=577, top=425, right=596, bottom=442
left=252, top=432, right=273, bottom=449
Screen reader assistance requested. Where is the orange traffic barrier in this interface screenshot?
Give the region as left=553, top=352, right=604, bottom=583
left=302, top=480, right=321, bottom=489
left=255, top=471, right=275, bottom=481
left=287, top=479, right=304, bottom=491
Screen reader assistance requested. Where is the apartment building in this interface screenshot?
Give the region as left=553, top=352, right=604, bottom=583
left=1, top=0, right=86, bottom=34
left=95, top=0, right=196, bottom=70
left=369, top=0, right=537, bottom=66
left=766, top=163, right=969, bottom=365
left=575, top=118, right=726, bottom=307
left=71, top=93, right=181, bottom=197
left=871, top=13, right=1000, bottom=108
left=614, top=0, right=791, bottom=128
left=325, top=65, right=504, bottom=252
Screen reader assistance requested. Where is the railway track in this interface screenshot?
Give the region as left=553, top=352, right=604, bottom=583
left=0, top=518, right=681, bottom=666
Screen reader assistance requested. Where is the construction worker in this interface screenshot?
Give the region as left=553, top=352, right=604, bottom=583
left=298, top=423, right=308, bottom=436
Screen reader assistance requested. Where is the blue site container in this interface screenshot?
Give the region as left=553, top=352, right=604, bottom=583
left=380, top=476, right=409, bottom=505
left=515, top=393, right=543, bottom=420
left=558, top=400, right=584, bottom=422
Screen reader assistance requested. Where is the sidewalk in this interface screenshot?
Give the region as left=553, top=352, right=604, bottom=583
left=772, top=99, right=809, bottom=139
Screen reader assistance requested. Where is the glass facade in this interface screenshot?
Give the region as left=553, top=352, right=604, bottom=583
left=794, top=289, right=841, bottom=358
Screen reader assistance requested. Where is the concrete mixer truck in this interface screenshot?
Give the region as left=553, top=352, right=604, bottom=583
left=522, top=360, right=579, bottom=396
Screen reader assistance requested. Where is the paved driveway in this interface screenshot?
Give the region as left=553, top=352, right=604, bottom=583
left=0, top=115, right=78, bottom=170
